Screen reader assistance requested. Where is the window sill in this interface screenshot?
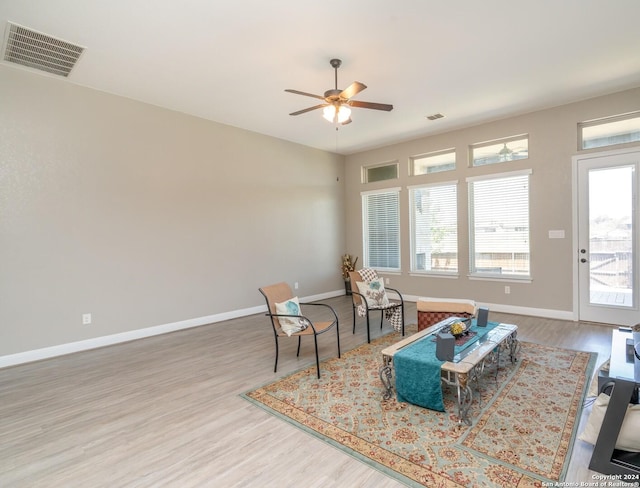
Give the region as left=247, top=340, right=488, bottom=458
left=409, top=272, right=459, bottom=279
left=468, top=275, right=532, bottom=284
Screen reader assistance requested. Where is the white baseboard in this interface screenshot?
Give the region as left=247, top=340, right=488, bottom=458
left=403, top=293, right=574, bottom=322
left=0, top=306, right=251, bottom=369
left=0, top=289, right=570, bottom=369
left=479, top=302, right=574, bottom=321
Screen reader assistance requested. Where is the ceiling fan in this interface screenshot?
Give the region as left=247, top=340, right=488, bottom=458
left=285, top=58, right=393, bottom=125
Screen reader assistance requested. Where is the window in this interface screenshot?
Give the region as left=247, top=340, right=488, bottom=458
left=411, top=149, right=456, bottom=175
left=579, top=112, right=640, bottom=150
left=363, top=161, right=399, bottom=183
left=409, top=182, right=458, bottom=273
left=362, top=189, right=400, bottom=271
left=470, top=135, right=529, bottom=167
left=468, top=170, right=531, bottom=278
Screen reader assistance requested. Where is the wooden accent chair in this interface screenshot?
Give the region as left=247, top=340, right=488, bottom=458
left=348, top=270, right=405, bottom=343
left=259, top=282, right=340, bottom=378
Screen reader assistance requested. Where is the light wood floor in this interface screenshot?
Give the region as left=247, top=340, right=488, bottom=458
left=0, top=297, right=615, bottom=487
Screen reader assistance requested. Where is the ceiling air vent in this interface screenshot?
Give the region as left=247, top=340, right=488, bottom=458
left=2, top=22, right=84, bottom=77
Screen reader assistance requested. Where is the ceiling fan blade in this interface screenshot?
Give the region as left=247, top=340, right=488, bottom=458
left=289, top=104, right=328, bottom=116
left=348, top=100, right=393, bottom=111
left=340, top=82, right=367, bottom=100
left=341, top=117, right=352, bottom=125
left=285, top=89, right=326, bottom=101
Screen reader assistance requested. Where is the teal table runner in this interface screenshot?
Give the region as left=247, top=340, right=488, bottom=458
left=394, top=320, right=499, bottom=411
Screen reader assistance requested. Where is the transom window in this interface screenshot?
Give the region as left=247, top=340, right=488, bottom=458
left=363, top=161, right=399, bottom=183
left=470, top=135, right=529, bottom=167
left=468, top=170, right=531, bottom=278
left=579, top=112, right=640, bottom=150
left=409, top=182, right=458, bottom=273
left=411, top=149, right=456, bottom=175
left=361, top=189, right=400, bottom=271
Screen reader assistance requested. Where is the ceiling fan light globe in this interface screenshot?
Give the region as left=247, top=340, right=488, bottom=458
left=337, top=105, right=351, bottom=123
left=323, top=105, right=337, bottom=122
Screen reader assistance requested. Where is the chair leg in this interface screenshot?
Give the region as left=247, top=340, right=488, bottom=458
left=401, top=303, right=405, bottom=336
left=366, top=313, right=371, bottom=343
left=336, top=322, right=341, bottom=358
left=296, top=336, right=301, bottom=357
left=274, top=336, right=279, bottom=373
left=313, top=335, right=320, bottom=378
left=352, top=304, right=357, bottom=334
left=380, top=310, right=384, bottom=329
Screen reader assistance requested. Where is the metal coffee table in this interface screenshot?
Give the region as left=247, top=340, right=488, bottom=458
left=380, top=320, right=519, bottom=425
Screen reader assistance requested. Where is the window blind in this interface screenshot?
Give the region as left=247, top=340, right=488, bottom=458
left=362, top=189, right=400, bottom=271
left=468, top=171, right=530, bottom=276
left=410, top=183, right=458, bottom=273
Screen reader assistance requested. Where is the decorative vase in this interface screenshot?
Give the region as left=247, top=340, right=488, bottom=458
left=344, top=279, right=352, bottom=296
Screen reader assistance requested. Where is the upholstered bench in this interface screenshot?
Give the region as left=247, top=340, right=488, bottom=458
left=417, top=297, right=477, bottom=331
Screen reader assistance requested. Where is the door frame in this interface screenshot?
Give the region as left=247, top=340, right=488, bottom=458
left=572, top=146, right=640, bottom=324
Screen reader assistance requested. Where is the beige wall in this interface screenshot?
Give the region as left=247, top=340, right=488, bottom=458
left=2, top=60, right=639, bottom=361
left=344, top=87, right=640, bottom=315
left=0, top=65, right=345, bottom=357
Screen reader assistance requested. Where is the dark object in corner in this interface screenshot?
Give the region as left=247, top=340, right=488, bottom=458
left=627, top=338, right=636, bottom=363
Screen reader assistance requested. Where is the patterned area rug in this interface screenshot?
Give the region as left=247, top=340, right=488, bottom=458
left=242, top=325, right=596, bottom=487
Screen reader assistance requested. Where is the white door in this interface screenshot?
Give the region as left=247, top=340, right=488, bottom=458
left=576, top=149, right=640, bottom=326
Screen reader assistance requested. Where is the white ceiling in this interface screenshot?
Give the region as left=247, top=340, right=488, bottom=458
left=2, top=0, right=640, bottom=155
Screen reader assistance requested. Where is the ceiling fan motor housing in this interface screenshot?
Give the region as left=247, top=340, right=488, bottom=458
left=324, top=89, right=342, bottom=101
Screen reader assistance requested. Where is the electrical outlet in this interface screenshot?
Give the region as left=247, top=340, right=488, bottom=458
left=294, top=282, right=299, bottom=290
left=385, top=278, right=390, bottom=285
left=504, top=286, right=511, bottom=295
left=82, top=313, right=92, bottom=325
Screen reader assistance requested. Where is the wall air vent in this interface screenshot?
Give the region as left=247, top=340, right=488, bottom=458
left=2, top=22, right=84, bottom=77
left=426, top=113, right=445, bottom=121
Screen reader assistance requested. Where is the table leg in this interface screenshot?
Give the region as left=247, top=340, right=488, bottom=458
left=507, top=332, right=519, bottom=362
left=457, top=372, right=473, bottom=426
left=379, top=357, right=394, bottom=400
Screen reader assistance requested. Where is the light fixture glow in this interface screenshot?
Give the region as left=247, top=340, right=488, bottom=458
left=323, top=104, right=351, bottom=123
left=323, top=105, right=337, bottom=122
left=337, top=105, right=351, bottom=123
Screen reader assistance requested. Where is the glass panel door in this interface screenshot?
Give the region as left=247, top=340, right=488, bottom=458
left=577, top=149, right=640, bottom=325
left=588, top=166, right=633, bottom=307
